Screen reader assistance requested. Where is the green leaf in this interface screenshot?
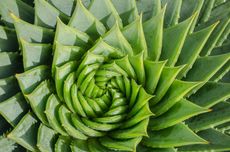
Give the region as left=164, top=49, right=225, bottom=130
left=55, top=61, right=77, bottom=101
left=149, top=99, right=208, bottom=130
left=58, top=105, right=88, bottom=140
left=142, top=123, right=207, bottom=148
left=176, top=22, right=217, bottom=78
left=16, top=65, right=50, bottom=94
left=102, top=23, right=133, bottom=56
left=0, top=26, right=18, bottom=51
left=151, top=80, right=201, bottom=116
left=129, top=52, right=145, bottom=84
left=161, top=0, right=182, bottom=27
left=47, top=0, right=75, bottom=16
left=0, top=136, right=18, bottom=152
left=0, top=93, right=28, bottom=126
left=26, top=80, right=53, bottom=125
left=37, top=124, right=58, bottom=152
left=115, top=56, right=136, bottom=79
left=109, top=118, right=149, bottom=139
left=199, top=16, right=230, bottom=56
left=71, top=114, right=105, bottom=137
left=99, top=136, right=142, bottom=152
left=87, top=138, right=109, bottom=152
left=34, top=0, right=69, bottom=28
left=111, top=0, right=138, bottom=26
left=11, top=13, right=54, bottom=44
left=52, top=42, right=84, bottom=76
left=88, top=0, right=122, bottom=29
left=68, top=0, right=106, bottom=40
left=151, top=65, right=185, bottom=105
left=122, top=15, right=147, bottom=57
left=21, top=39, right=52, bottom=71
left=71, top=139, right=88, bottom=152
left=54, top=18, right=91, bottom=49
left=0, top=76, right=19, bottom=102
left=0, top=0, right=34, bottom=27
left=137, top=145, right=176, bottom=152
left=179, top=129, right=230, bottom=151
left=187, top=102, right=230, bottom=132
left=143, top=7, right=165, bottom=61
left=184, top=53, right=230, bottom=82
left=210, top=60, right=230, bottom=82
left=89, top=38, right=124, bottom=58
left=198, top=0, right=215, bottom=23
left=54, top=136, right=71, bottom=152
left=160, top=14, right=195, bottom=66
left=7, top=112, right=39, bottom=151
left=0, top=52, right=22, bottom=79
left=189, top=82, right=230, bottom=108
left=180, top=0, right=204, bottom=33
left=45, top=94, right=68, bottom=136
left=144, top=60, right=166, bottom=94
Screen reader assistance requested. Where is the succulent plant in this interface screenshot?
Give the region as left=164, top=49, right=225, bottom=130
left=0, top=0, right=230, bottom=151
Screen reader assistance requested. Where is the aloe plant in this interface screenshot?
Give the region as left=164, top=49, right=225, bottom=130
left=0, top=0, right=229, bottom=151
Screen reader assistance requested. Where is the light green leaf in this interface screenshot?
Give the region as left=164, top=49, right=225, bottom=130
left=143, top=7, right=165, bottom=61
left=11, top=13, right=54, bottom=44
left=122, top=16, right=147, bottom=57
left=37, top=124, right=58, bottom=152
left=111, top=0, right=138, bottom=26
left=142, top=123, right=207, bottom=148
left=7, top=112, right=39, bottom=151
left=151, top=80, right=201, bottom=116
left=160, top=14, right=195, bottom=66
left=68, top=0, right=106, bottom=40
left=187, top=102, right=230, bottom=132
left=16, top=65, right=50, bottom=94
left=88, top=0, right=122, bottom=29
left=0, top=26, right=18, bottom=51
left=189, top=81, right=230, bottom=108
left=26, top=80, right=53, bottom=125
left=179, top=129, right=230, bottom=151
left=149, top=99, right=209, bottom=130
left=21, top=39, right=52, bottom=71
left=34, top=0, right=69, bottom=28
left=0, top=0, right=34, bottom=27
left=176, top=22, right=217, bottom=78
left=0, top=93, right=28, bottom=126
left=100, top=136, right=142, bottom=152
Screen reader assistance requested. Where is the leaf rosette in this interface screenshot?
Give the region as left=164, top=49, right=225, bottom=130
left=0, top=0, right=230, bottom=152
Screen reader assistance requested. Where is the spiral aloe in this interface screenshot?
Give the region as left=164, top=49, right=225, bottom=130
left=0, top=0, right=230, bottom=151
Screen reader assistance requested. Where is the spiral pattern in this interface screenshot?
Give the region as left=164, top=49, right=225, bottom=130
left=0, top=0, right=230, bottom=152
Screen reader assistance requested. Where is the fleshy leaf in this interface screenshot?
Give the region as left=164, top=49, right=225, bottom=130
left=142, top=123, right=207, bottom=148
left=21, top=39, right=52, bottom=71
left=122, top=15, right=147, bottom=57
left=187, top=102, right=230, bottom=132
left=88, top=0, right=122, bottom=29
left=176, top=22, right=217, bottom=78
left=149, top=99, right=209, bottom=130
left=68, top=0, right=106, bottom=40
left=179, top=129, right=230, bottom=151
left=34, top=0, right=69, bottom=28
left=16, top=65, right=50, bottom=94
left=151, top=80, right=201, bottom=116
left=143, top=7, right=165, bottom=61
left=0, top=0, right=34, bottom=27
left=0, top=93, right=28, bottom=126
left=37, top=124, right=58, bottom=152
left=160, top=14, right=195, bottom=66
left=7, top=113, right=39, bottom=151
left=189, top=81, right=230, bottom=108
left=26, top=80, right=53, bottom=125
